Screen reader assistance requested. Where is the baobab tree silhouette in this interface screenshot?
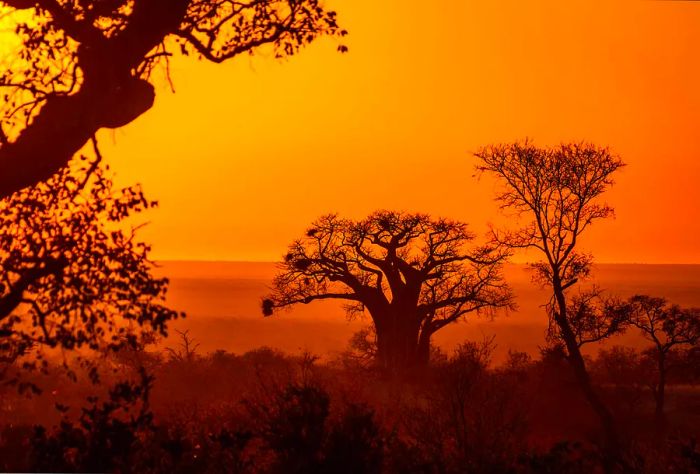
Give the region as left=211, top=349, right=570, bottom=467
left=263, top=211, right=513, bottom=370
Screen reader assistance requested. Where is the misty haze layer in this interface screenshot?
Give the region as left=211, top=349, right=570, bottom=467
left=156, top=262, right=700, bottom=363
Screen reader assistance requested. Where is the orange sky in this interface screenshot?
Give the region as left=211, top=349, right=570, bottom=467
left=99, top=0, right=700, bottom=264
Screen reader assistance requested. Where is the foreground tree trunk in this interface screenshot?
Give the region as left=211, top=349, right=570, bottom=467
left=0, top=78, right=155, bottom=198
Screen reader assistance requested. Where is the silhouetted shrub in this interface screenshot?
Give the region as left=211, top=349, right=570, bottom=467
left=399, top=339, right=529, bottom=473
left=323, top=402, right=384, bottom=474
left=30, top=370, right=155, bottom=473
left=517, top=441, right=603, bottom=474
left=1, top=342, right=699, bottom=473
left=246, top=381, right=330, bottom=473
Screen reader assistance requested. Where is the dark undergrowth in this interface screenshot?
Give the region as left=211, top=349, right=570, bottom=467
left=1, top=339, right=699, bottom=473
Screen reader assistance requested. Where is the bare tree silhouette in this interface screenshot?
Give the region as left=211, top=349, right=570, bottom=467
left=476, top=140, right=626, bottom=460
left=0, top=0, right=346, bottom=198
left=165, top=329, right=200, bottom=363
left=552, top=288, right=629, bottom=348
left=0, top=145, right=180, bottom=390
left=627, top=295, right=700, bottom=429
left=262, top=211, right=513, bottom=370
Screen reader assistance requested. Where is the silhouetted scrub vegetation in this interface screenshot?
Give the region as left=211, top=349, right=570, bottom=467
left=1, top=337, right=699, bottom=473
left=0, top=140, right=698, bottom=473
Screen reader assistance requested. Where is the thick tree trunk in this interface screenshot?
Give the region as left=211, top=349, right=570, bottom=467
left=374, top=312, right=427, bottom=371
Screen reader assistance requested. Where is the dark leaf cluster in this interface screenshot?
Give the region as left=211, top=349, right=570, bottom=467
left=0, top=150, right=180, bottom=389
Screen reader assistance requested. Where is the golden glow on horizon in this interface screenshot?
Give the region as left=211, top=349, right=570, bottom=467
left=98, top=0, right=700, bottom=263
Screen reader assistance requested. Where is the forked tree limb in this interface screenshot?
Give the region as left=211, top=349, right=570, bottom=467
left=0, top=0, right=341, bottom=198
left=0, top=0, right=188, bottom=198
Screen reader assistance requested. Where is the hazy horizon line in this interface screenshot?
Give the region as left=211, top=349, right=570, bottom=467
left=155, top=259, right=700, bottom=266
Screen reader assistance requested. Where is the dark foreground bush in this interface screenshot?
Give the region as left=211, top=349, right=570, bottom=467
left=1, top=345, right=699, bottom=473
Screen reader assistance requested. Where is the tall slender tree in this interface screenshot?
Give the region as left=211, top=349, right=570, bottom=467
left=475, top=140, right=626, bottom=459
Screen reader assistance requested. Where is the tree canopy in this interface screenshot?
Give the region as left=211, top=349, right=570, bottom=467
left=628, top=295, right=700, bottom=353
left=476, top=141, right=625, bottom=294
left=0, top=0, right=346, bottom=197
left=263, top=211, right=512, bottom=368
